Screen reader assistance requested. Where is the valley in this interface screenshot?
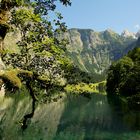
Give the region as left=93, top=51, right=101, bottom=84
left=64, top=28, right=136, bottom=75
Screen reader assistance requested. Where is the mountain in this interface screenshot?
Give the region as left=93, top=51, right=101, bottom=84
left=136, top=30, right=140, bottom=38
left=64, top=28, right=136, bottom=74
left=4, top=28, right=138, bottom=77
left=121, top=29, right=136, bottom=39
left=123, top=36, right=140, bottom=55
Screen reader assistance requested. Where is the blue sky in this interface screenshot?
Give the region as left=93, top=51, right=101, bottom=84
left=57, top=0, right=140, bottom=33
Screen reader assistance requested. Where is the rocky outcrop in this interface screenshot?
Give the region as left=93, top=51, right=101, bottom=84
left=121, top=29, right=136, bottom=39
left=65, top=29, right=136, bottom=74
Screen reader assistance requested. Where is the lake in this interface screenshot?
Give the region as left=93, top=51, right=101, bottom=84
left=0, top=93, right=140, bottom=140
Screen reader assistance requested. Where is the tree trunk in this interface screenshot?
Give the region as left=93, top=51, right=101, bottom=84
left=0, top=0, right=13, bottom=53
left=0, top=0, right=11, bottom=89
left=0, top=24, right=9, bottom=52
left=0, top=24, right=8, bottom=89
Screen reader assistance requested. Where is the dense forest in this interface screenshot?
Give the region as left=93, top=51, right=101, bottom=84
left=106, top=46, right=140, bottom=102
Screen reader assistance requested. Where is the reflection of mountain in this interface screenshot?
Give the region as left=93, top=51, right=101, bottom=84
left=55, top=94, right=140, bottom=139
left=64, top=29, right=136, bottom=74
left=0, top=93, right=140, bottom=139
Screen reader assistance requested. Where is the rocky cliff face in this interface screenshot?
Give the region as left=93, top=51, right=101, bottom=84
left=3, top=28, right=137, bottom=76
left=123, top=36, right=140, bottom=55
left=121, top=29, right=136, bottom=39
left=64, top=29, right=136, bottom=74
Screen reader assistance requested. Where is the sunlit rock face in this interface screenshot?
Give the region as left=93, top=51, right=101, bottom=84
left=121, top=29, right=136, bottom=39
left=0, top=58, right=5, bottom=96
left=4, top=30, right=21, bottom=53
left=136, top=30, right=140, bottom=38
left=64, top=29, right=136, bottom=74
left=0, top=30, right=21, bottom=93
left=0, top=58, right=5, bottom=70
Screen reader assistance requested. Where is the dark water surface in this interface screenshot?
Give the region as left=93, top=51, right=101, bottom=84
left=0, top=93, right=140, bottom=140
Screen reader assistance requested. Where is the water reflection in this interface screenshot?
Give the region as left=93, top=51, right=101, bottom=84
left=55, top=94, right=140, bottom=140
left=0, top=93, right=140, bottom=140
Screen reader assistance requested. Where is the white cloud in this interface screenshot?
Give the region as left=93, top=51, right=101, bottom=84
left=134, top=24, right=140, bottom=29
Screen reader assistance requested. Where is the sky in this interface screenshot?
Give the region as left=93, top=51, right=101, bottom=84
left=57, top=0, right=140, bottom=34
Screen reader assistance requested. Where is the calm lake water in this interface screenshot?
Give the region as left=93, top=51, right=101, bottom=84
left=0, top=93, right=140, bottom=140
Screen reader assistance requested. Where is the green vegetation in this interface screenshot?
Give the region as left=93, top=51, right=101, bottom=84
left=106, top=47, right=140, bottom=100
left=0, top=0, right=108, bottom=131
left=0, top=0, right=73, bottom=130
left=65, top=81, right=106, bottom=95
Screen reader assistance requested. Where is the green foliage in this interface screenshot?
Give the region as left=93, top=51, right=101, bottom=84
left=128, top=47, right=140, bottom=61
left=0, top=0, right=72, bottom=101
left=63, top=64, right=105, bottom=84
left=106, top=47, right=140, bottom=97
left=65, top=81, right=106, bottom=97
left=12, top=8, right=41, bottom=26
left=0, top=0, right=74, bottom=131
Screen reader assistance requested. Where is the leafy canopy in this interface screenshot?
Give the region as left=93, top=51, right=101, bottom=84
left=0, top=0, right=72, bottom=101
left=106, top=47, right=140, bottom=97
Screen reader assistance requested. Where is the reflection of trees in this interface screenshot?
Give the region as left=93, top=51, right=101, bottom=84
left=0, top=93, right=32, bottom=139
left=0, top=93, right=65, bottom=139
left=21, top=81, right=37, bottom=131
left=55, top=94, right=140, bottom=139
left=107, top=95, right=140, bottom=131
left=0, top=93, right=140, bottom=139
left=55, top=94, right=112, bottom=139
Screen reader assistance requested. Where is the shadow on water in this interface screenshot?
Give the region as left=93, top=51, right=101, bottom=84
left=0, top=92, right=140, bottom=140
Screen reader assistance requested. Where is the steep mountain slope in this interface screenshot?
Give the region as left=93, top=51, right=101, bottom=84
left=64, top=29, right=136, bottom=74
left=4, top=28, right=137, bottom=77
left=123, top=37, right=140, bottom=55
